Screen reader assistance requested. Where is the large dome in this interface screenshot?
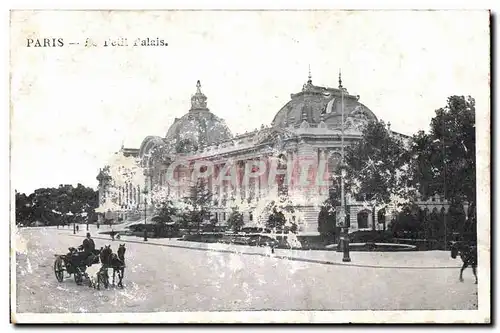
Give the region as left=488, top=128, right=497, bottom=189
left=165, top=81, right=233, bottom=153
left=272, top=75, right=377, bottom=129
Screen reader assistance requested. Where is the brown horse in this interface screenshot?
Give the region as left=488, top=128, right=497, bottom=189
left=450, top=241, right=477, bottom=284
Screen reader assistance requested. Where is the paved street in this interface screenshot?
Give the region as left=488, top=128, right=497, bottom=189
left=15, top=227, right=478, bottom=313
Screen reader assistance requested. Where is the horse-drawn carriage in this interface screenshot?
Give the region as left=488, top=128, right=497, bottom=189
left=53, top=244, right=126, bottom=289
left=53, top=246, right=109, bottom=287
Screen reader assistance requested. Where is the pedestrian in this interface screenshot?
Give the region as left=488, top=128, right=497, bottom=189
left=76, top=225, right=79, bottom=232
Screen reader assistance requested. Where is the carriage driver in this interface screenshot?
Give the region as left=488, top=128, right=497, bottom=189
left=81, top=233, right=96, bottom=254
left=72, top=233, right=96, bottom=266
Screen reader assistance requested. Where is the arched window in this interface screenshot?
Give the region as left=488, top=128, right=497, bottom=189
left=357, top=210, right=369, bottom=229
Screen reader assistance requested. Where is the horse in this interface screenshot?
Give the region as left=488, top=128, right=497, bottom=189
left=450, top=241, right=478, bottom=284
left=111, top=244, right=126, bottom=288
left=99, top=244, right=126, bottom=288
left=90, top=245, right=112, bottom=289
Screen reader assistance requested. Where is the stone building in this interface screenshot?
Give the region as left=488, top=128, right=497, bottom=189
left=96, top=74, right=451, bottom=235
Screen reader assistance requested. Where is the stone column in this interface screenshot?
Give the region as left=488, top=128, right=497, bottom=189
left=244, top=159, right=250, bottom=200
left=318, top=148, right=327, bottom=197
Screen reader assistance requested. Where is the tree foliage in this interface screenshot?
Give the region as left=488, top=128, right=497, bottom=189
left=15, top=184, right=99, bottom=226
left=410, top=95, right=476, bottom=206
left=340, top=120, right=414, bottom=213
left=155, top=199, right=178, bottom=223
left=179, top=179, right=212, bottom=232
left=266, top=207, right=286, bottom=231
left=226, top=207, right=244, bottom=232
left=317, top=189, right=341, bottom=238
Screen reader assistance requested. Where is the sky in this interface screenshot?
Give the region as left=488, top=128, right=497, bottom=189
left=10, top=10, right=490, bottom=194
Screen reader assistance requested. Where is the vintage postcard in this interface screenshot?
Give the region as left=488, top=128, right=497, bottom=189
left=10, top=10, right=491, bottom=324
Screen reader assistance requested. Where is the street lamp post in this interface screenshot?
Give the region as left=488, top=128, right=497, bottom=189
left=339, top=70, right=351, bottom=262
left=441, top=115, right=448, bottom=251
left=82, top=211, right=89, bottom=231
left=67, top=212, right=75, bottom=234
left=143, top=188, right=148, bottom=242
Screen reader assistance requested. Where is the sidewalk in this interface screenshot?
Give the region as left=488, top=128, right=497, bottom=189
left=63, top=226, right=461, bottom=269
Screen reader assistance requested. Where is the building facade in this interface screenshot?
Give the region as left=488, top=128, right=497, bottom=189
left=96, top=75, right=451, bottom=235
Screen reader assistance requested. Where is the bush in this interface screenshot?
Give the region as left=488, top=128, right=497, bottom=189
left=348, top=230, right=394, bottom=243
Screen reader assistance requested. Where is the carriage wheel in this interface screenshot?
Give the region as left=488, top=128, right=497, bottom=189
left=54, top=257, right=65, bottom=282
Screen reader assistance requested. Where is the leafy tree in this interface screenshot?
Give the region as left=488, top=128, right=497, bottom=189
left=15, top=191, right=34, bottom=225
left=180, top=179, right=212, bottom=233
left=226, top=207, right=244, bottom=232
left=153, top=199, right=178, bottom=237
left=317, top=188, right=340, bottom=240
left=155, top=199, right=178, bottom=223
left=339, top=120, right=414, bottom=216
left=410, top=96, right=476, bottom=207
left=15, top=184, right=99, bottom=227
left=266, top=207, right=286, bottom=231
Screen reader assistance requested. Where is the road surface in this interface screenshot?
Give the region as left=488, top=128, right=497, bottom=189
left=14, top=227, right=478, bottom=313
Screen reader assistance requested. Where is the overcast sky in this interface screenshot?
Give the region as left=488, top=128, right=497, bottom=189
left=10, top=10, right=489, bottom=194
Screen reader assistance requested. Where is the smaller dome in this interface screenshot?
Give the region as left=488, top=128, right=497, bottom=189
left=165, top=81, right=233, bottom=153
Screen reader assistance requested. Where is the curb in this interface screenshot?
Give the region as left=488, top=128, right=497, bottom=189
left=65, top=233, right=460, bottom=270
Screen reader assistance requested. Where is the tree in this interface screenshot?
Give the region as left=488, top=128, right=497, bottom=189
left=180, top=179, right=212, bottom=233
left=339, top=120, right=415, bottom=218
left=317, top=188, right=340, bottom=240
left=15, top=192, right=34, bottom=225
left=155, top=199, right=178, bottom=223
left=226, top=207, right=244, bottom=232
left=411, top=96, right=476, bottom=207
left=266, top=207, right=286, bottom=231
left=153, top=199, right=178, bottom=237
left=15, top=184, right=99, bottom=227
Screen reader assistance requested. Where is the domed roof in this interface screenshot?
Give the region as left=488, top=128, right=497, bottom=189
left=272, top=74, right=377, bottom=129
left=165, top=81, right=233, bottom=153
